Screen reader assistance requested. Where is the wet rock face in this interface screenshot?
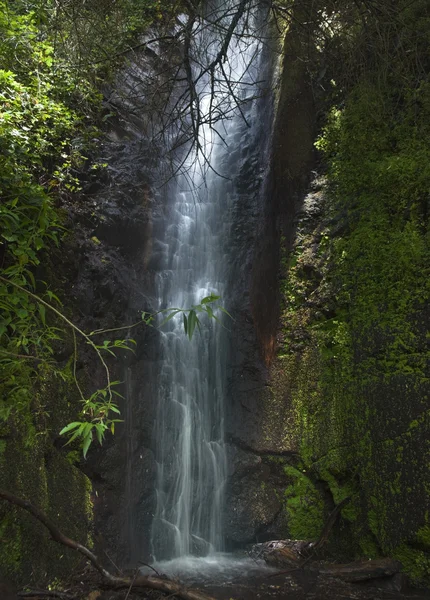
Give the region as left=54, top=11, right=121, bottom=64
left=62, top=119, right=166, bottom=566
left=223, top=445, right=291, bottom=545
left=223, top=14, right=319, bottom=543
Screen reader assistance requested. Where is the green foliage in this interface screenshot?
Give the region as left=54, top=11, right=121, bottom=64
left=0, top=1, right=85, bottom=425
left=156, top=292, right=231, bottom=340
left=316, top=80, right=430, bottom=380
left=60, top=384, right=123, bottom=458
left=0, top=0, right=199, bottom=459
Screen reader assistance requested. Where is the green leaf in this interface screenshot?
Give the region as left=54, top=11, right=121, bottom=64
left=95, top=423, right=105, bottom=445
left=46, top=290, right=62, bottom=305
left=59, top=422, right=82, bottom=435
left=187, top=310, right=197, bottom=340
left=183, top=313, right=188, bottom=335
left=159, top=309, right=181, bottom=327
left=201, top=294, right=220, bottom=304
left=82, top=431, right=92, bottom=458
left=219, top=306, right=233, bottom=319
left=64, top=425, right=85, bottom=445
left=26, top=270, right=36, bottom=289
left=38, top=303, right=46, bottom=325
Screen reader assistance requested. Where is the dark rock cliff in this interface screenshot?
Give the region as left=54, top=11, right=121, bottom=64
left=223, top=12, right=319, bottom=546
left=226, top=2, right=430, bottom=588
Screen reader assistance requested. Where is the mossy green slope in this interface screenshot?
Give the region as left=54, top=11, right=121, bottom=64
left=274, top=73, right=430, bottom=582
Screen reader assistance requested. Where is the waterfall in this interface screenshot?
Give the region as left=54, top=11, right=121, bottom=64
left=149, top=1, right=268, bottom=562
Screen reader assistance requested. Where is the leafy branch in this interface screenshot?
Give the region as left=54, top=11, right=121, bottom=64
left=1, top=273, right=230, bottom=457
left=58, top=292, right=231, bottom=457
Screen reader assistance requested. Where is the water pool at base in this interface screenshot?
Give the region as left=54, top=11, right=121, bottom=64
left=141, top=553, right=277, bottom=585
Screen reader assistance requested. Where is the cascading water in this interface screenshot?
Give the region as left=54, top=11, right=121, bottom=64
left=148, top=0, right=273, bottom=565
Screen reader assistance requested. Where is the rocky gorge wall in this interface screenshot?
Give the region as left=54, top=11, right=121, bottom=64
left=222, top=10, right=319, bottom=547
left=233, top=3, right=430, bottom=587
left=0, top=42, right=165, bottom=583
left=223, top=3, right=430, bottom=589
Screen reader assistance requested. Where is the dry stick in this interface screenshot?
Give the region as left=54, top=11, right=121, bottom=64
left=312, top=496, right=351, bottom=553
left=103, top=549, right=123, bottom=576
left=0, top=350, right=47, bottom=362
left=72, top=329, right=86, bottom=403
left=0, top=490, right=216, bottom=600
left=139, top=561, right=161, bottom=577
left=183, top=13, right=200, bottom=145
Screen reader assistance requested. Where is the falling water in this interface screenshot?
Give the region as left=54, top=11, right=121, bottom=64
left=149, top=1, right=268, bottom=561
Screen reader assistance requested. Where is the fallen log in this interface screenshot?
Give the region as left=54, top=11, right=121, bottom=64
left=253, top=498, right=401, bottom=585
left=316, top=558, right=402, bottom=583
left=0, top=489, right=216, bottom=600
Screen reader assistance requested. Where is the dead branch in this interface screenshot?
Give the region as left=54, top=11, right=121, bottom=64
left=124, top=569, right=139, bottom=600
left=207, top=0, right=251, bottom=72
left=0, top=489, right=216, bottom=600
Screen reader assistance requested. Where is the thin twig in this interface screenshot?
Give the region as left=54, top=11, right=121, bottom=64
left=138, top=561, right=161, bottom=577
left=124, top=568, right=139, bottom=600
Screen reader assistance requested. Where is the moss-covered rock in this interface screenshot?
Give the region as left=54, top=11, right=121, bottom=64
left=269, top=68, right=430, bottom=582
left=0, top=376, right=92, bottom=585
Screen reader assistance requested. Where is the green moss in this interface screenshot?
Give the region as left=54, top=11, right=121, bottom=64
left=416, top=525, right=430, bottom=548
left=393, top=544, right=430, bottom=583
left=0, top=512, right=22, bottom=576
left=359, top=535, right=381, bottom=559
left=0, top=377, right=92, bottom=585
left=283, top=466, right=325, bottom=540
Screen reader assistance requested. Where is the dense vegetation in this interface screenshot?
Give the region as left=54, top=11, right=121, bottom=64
left=277, top=0, right=430, bottom=583
left=0, top=0, right=184, bottom=450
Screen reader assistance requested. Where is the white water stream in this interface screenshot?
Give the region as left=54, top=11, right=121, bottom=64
left=149, top=1, right=268, bottom=563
